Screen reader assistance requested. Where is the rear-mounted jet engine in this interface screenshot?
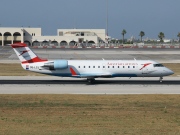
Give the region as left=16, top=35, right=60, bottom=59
left=43, top=60, right=68, bottom=70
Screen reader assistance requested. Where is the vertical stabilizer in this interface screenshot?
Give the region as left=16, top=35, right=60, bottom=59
left=11, top=43, right=47, bottom=63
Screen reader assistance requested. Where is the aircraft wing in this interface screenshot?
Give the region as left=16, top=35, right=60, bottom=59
left=70, top=67, right=112, bottom=78
left=79, top=73, right=112, bottom=78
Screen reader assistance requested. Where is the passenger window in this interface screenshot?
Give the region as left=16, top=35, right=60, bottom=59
left=89, top=66, right=90, bottom=68
left=103, top=66, right=105, bottom=68
left=98, top=66, right=100, bottom=68
left=93, top=66, right=95, bottom=68
left=79, top=66, right=80, bottom=68
left=84, top=66, right=85, bottom=68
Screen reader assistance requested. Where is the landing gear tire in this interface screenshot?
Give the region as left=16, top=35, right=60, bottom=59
left=87, top=78, right=95, bottom=84
left=159, top=77, right=163, bottom=83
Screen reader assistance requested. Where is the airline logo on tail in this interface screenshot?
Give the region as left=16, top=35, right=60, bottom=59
left=11, top=43, right=47, bottom=63
left=19, top=50, right=30, bottom=56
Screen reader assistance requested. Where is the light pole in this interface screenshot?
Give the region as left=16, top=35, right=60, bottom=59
left=106, top=0, right=108, bottom=37
left=105, top=0, right=109, bottom=46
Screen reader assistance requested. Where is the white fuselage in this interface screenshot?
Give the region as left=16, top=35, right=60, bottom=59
left=21, top=60, right=174, bottom=78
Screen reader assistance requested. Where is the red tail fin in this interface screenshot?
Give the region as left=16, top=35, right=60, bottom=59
left=11, top=43, right=47, bottom=63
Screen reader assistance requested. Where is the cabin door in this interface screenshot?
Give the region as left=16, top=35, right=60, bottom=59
left=142, top=67, right=149, bottom=74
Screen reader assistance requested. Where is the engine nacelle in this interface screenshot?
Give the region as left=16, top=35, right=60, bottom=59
left=44, top=60, right=68, bottom=70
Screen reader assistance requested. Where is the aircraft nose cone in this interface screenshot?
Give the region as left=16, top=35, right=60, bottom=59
left=166, top=69, right=174, bottom=76
left=169, top=70, right=174, bottom=75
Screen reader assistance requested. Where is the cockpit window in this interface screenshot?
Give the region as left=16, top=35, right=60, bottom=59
left=153, top=64, right=164, bottom=67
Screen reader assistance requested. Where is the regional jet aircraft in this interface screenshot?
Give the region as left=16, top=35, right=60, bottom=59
left=11, top=43, right=174, bottom=83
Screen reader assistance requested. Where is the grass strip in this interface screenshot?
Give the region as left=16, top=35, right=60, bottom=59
left=0, top=95, right=179, bottom=135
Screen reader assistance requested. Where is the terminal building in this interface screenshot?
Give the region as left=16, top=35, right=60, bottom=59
left=0, top=27, right=106, bottom=47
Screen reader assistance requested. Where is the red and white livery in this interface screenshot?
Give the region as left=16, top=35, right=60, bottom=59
left=11, top=43, right=174, bottom=83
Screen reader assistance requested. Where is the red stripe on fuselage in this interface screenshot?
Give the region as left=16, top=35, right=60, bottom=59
left=22, top=57, right=47, bottom=64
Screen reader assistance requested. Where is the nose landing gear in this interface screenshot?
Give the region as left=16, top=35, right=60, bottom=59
left=159, top=77, right=163, bottom=82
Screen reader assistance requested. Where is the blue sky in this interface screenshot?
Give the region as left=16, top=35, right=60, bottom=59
left=0, top=0, right=180, bottom=39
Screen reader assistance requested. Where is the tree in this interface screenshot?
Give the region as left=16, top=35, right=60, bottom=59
left=158, top=32, right=165, bottom=42
left=139, top=31, right=145, bottom=42
left=177, top=32, right=180, bottom=43
left=121, top=29, right=127, bottom=43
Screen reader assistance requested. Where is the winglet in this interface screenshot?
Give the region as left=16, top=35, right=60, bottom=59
left=70, top=67, right=77, bottom=76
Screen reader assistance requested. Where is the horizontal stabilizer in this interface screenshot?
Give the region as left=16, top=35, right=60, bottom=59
left=11, top=43, right=27, bottom=48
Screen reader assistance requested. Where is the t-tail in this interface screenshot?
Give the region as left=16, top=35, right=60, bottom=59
left=11, top=43, right=47, bottom=64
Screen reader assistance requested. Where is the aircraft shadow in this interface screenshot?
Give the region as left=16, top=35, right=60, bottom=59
left=0, top=80, right=180, bottom=85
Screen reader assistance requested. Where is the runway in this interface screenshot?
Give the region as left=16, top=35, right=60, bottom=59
left=0, top=76, right=180, bottom=94
left=0, top=47, right=180, bottom=94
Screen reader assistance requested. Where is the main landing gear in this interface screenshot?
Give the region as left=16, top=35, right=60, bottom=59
left=87, top=78, right=95, bottom=84
left=159, top=77, right=163, bottom=83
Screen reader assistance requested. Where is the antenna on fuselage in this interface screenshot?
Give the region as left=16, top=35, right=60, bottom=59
left=102, top=58, right=105, bottom=60
left=134, top=58, right=137, bottom=61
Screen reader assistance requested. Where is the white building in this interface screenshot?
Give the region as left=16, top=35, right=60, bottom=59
left=157, top=39, right=171, bottom=43
left=0, top=27, right=106, bottom=46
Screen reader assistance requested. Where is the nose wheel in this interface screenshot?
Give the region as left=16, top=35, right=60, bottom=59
left=159, top=77, right=163, bottom=82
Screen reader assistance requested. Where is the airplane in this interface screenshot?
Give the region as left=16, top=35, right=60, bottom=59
left=11, top=43, right=174, bottom=83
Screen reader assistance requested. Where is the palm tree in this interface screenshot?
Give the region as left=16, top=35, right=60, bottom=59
left=158, top=32, right=165, bottom=42
left=121, top=29, right=127, bottom=44
left=177, top=32, right=180, bottom=43
left=139, top=31, right=145, bottom=42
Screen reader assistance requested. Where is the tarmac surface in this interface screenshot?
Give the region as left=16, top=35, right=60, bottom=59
left=0, top=46, right=180, bottom=95
left=0, top=76, right=180, bottom=94
left=1, top=46, right=180, bottom=63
